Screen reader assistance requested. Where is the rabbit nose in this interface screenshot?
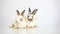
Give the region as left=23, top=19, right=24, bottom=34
left=28, top=19, right=33, bottom=21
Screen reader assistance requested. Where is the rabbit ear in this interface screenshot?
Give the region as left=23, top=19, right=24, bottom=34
left=16, top=10, right=20, bottom=15
left=29, top=7, right=31, bottom=13
left=32, top=9, right=38, bottom=15
left=21, top=10, right=25, bottom=16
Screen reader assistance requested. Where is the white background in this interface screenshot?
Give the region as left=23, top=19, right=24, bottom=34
left=0, top=0, right=60, bottom=34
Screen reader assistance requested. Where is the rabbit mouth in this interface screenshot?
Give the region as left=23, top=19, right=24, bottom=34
left=28, top=19, right=33, bottom=21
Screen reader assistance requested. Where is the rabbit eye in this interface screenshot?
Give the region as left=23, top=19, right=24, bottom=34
left=20, top=18, right=23, bottom=21
left=27, top=16, right=29, bottom=18
left=16, top=21, right=18, bottom=23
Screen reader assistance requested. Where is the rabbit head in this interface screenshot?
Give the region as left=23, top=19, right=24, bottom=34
left=27, top=8, right=38, bottom=21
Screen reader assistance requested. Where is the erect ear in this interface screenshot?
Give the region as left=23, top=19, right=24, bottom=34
left=21, top=10, right=25, bottom=16
left=16, top=10, right=20, bottom=15
left=32, top=9, right=38, bottom=15
left=28, top=7, right=31, bottom=13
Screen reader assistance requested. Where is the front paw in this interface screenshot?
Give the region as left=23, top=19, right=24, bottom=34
left=26, top=25, right=37, bottom=28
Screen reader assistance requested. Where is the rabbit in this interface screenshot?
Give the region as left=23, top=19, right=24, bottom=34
left=26, top=8, right=38, bottom=29
left=9, top=10, right=26, bottom=29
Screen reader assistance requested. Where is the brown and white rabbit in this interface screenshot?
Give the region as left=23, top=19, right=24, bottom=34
left=26, top=8, right=38, bottom=28
left=9, top=10, right=26, bottom=29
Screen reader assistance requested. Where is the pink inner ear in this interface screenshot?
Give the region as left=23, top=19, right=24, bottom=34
left=32, top=9, right=38, bottom=15
left=16, top=10, right=20, bottom=15
left=29, top=8, right=31, bottom=13
left=21, top=10, right=25, bottom=16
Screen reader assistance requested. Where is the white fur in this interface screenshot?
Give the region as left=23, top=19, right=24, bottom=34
left=16, top=16, right=26, bottom=28
left=10, top=15, right=26, bottom=29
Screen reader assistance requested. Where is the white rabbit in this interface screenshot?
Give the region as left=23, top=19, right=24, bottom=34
left=9, top=10, right=26, bottom=29
left=26, top=8, right=38, bottom=29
